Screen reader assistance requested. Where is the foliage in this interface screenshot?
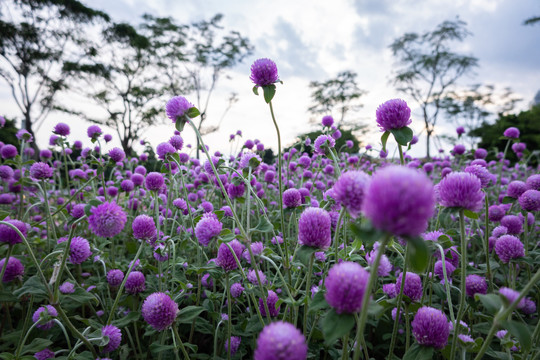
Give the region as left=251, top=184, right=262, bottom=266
left=390, top=19, right=478, bottom=158
left=0, top=118, right=18, bottom=146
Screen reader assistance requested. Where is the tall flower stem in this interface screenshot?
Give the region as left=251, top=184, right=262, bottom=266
left=388, top=243, right=411, bottom=359
left=353, top=235, right=391, bottom=360
left=483, top=194, right=493, bottom=291
left=53, top=219, right=83, bottom=300
left=397, top=144, right=405, bottom=165
left=226, top=273, right=232, bottom=360
left=0, top=245, right=13, bottom=290
left=172, top=324, right=191, bottom=360
left=303, top=254, right=314, bottom=337
left=450, top=209, right=468, bottom=360
left=333, top=208, right=346, bottom=263
left=268, top=101, right=291, bottom=276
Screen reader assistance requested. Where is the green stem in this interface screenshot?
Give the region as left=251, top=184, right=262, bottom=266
left=334, top=208, right=346, bottom=264
left=172, top=324, right=191, bottom=360
left=484, top=194, right=493, bottom=291
left=397, top=143, right=405, bottom=165
left=0, top=245, right=13, bottom=289
left=226, top=273, right=232, bottom=360
left=303, top=254, right=314, bottom=337
left=55, top=304, right=98, bottom=358
left=388, top=243, right=410, bottom=359
left=353, top=236, right=390, bottom=360
left=341, top=334, right=349, bottom=360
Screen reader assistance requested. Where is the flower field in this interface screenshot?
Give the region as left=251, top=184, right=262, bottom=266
left=0, top=58, right=539, bottom=360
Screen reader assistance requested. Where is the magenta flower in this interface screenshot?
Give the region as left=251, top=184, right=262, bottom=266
left=142, top=292, right=178, bottom=331
left=437, top=172, right=484, bottom=212
left=375, top=99, right=411, bottom=132
left=297, top=207, right=332, bottom=249
left=88, top=202, right=127, bottom=238
left=166, top=96, right=194, bottom=122
left=325, top=261, right=369, bottom=313
left=411, top=306, right=449, bottom=349
left=250, top=58, right=279, bottom=86
left=254, top=321, right=307, bottom=360
left=332, top=170, right=370, bottom=218
left=101, top=325, right=122, bottom=352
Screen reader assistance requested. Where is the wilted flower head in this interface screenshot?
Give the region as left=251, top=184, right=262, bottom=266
left=376, top=99, right=412, bottom=132
left=142, top=292, right=178, bottom=331
left=411, top=306, right=449, bottom=349
left=363, top=166, right=435, bottom=237
left=254, top=321, right=307, bottom=360
left=437, top=172, right=484, bottom=212
left=166, top=96, right=194, bottom=122
left=325, top=261, right=369, bottom=313
left=250, top=58, right=279, bottom=86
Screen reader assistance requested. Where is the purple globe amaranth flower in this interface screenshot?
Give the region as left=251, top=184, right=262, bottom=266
left=453, top=144, right=466, bottom=155
left=0, top=257, right=24, bottom=282
left=169, top=135, right=184, bottom=150
left=195, top=213, right=222, bottom=246
left=69, top=236, right=91, bottom=264
left=500, top=215, right=523, bottom=235
left=217, top=239, right=244, bottom=271
left=1, top=144, right=17, bottom=159
left=34, top=348, right=55, bottom=360
left=495, top=235, right=524, bottom=263
left=145, top=172, right=164, bottom=191
left=283, top=188, right=302, bottom=208
left=498, top=287, right=526, bottom=309
left=250, top=58, right=279, bottom=86
left=254, top=321, right=307, bottom=360
left=0, top=219, right=27, bottom=245
left=474, top=148, right=488, bottom=159
left=363, top=166, right=435, bottom=238
left=125, top=271, right=146, bottom=294
left=104, top=134, right=112, bottom=142
left=142, top=292, right=178, bottom=331
left=456, top=126, right=465, bottom=135
left=107, top=269, right=124, bottom=287
left=247, top=269, right=267, bottom=285
left=239, top=152, right=261, bottom=170
left=412, top=307, right=450, bottom=349
left=88, top=202, right=127, bottom=238
left=434, top=260, right=456, bottom=280
left=259, top=290, right=280, bottom=317
left=108, top=148, right=125, bottom=163
left=297, top=207, right=332, bottom=249
left=156, top=142, right=176, bottom=160
left=230, top=282, right=245, bottom=298
left=166, top=96, right=194, bottom=122
left=321, top=115, right=334, bottom=127
left=518, top=190, right=540, bottom=212
left=464, top=165, right=492, bottom=188
left=396, top=272, right=423, bottom=302
left=488, top=205, right=505, bottom=222
left=87, top=125, right=102, bottom=139
left=521, top=298, right=536, bottom=315
left=465, top=274, right=488, bottom=297
left=314, top=135, right=336, bottom=156
left=0, top=165, right=14, bottom=180
left=224, top=336, right=241, bottom=356
left=333, top=170, right=370, bottom=218
left=101, top=325, right=122, bottom=352
left=325, top=261, right=369, bottom=313
left=437, top=172, right=484, bottom=212
left=492, top=225, right=508, bottom=238
left=526, top=174, right=540, bottom=190
left=503, top=127, right=520, bottom=138
left=59, top=281, right=75, bottom=294
left=30, top=162, right=54, bottom=179
left=32, top=305, right=58, bottom=330
left=376, top=99, right=412, bottom=132
left=132, top=215, right=156, bottom=242
left=507, top=181, right=528, bottom=199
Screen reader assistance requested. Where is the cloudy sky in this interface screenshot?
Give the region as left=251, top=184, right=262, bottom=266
left=2, top=0, right=539, bottom=158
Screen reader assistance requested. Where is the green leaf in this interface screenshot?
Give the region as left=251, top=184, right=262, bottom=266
left=263, top=84, right=276, bottom=104
left=62, top=288, right=99, bottom=306
left=475, top=293, right=503, bottom=315
left=251, top=217, right=274, bottom=233
left=296, top=245, right=318, bottom=266
left=381, top=131, right=390, bottom=152
left=175, top=118, right=186, bottom=132
left=502, top=196, right=515, bottom=204
left=22, top=338, right=53, bottom=355
left=252, top=85, right=259, bottom=96
left=309, top=291, right=329, bottom=313
left=321, top=309, right=355, bottom=345
left=13, top=276, right=48, bottom=299
left=177, top=306, right=205, bottom=323
left=186, top=107, right=200, bottom=118
left=407, top=236, right=429, bottom=272
left=390, top=126, right=414, bottom=146
left=150, top=343, right=175, bottom=355
left=463, top=209, right=479, bottom=219
left=113, top=311, right=140, bottom=328
left=402, top=343, right=434, bottom=360
left=349, top=222, right=383, bottom=247
left=500, top=320, right=532, bottom=352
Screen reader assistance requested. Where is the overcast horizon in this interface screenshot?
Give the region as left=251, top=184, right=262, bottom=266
left=1, top=0, right=539, bottom=159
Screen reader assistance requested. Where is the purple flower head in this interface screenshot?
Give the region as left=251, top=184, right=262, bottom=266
left=16, top=129, right=33, bottom=142
left=363, top=166, right=435, bottom=237
left=499, top=287, right=526, bottom=309
left=34, top=348, right=55, bottom=360
left=518, top=190, right=540, bottom=212
left=108, top=148, right=125, bottom=163
left=54, top=122, right=70, bottom=136
left=166, top=96, right=194, bottom=122
left=437, top=172, right=484, bottom=212
left=87, top=125, right=102, bottom=139
left=333, top=170, right=370, bottom=218
left=195, top=213, right=222, bottom=246
left=101, top=324, right=122, bottom=352
left=224, top=336, right=241, bottom=356
left=526, top=174, right=540, bottom=190
left=321, top=115, right=334, bottom=127
left=259, top=290, right=280, bottom=317
left=411, top=306, right=449, bottom=349
left=503, top=127, right=520, bottom=138
left=495, top=235, right=524, bottom=263
left=169, top=135, right=183, bottom=150
left=283, top=188, right=302, bottom=208
left=507, top=181, right=528, bottom=199
left=1, top=144, right=17, bottom=159
left=142, top=292, right=178, bottom=331
left=104, top=134, right=112, bottom=142
left=465, top=274, right=487, bottom=297
left=239, top=152, right=262, bottom=170
left=453, top=144, right=466, bottom=155
left=145, top=172, right=164, bottom=191
left=492, top=225, right=508, bottom=238
left=313, top=135, right=336, bottom=155
left=247, top=269, right=267, bottom=285
left=217, top=239, right=244, bottom=271
left=464, top=165, right=492, bottom=188
left=488, top=205, right=505, bottom=222
left=0, top=219, right=27, bottom=245
left=107, top=269, right=124, bottom=287
left=456, top=126, right=465, bottom=135
left=521, top=298, right=536, bottom=315
left=376, top=99, right=412, bottom=132
left=297, top=207, right=332, bottom=249
left=69, top=236, right=91, bottom=264
left=59, top=281, right=75, bottom=294
left=32, top=305, right=58, bottom=330
left=396, top=272, right=423, bottom=302
left=475, top=148, right=488, bottom=159
left=120, top=179, right=134, bottom=193
left=230, top=283, right=245, bottom=298
left=88, top=202, right=127, bottom=238
left=254, top=321, right=307, bottom=360
left=125, top=271, right=146, bottom=294
left=434, top=260, right=456, bottom=280
left=29, top=162, right=54, bottom=179
left=250, top=58, right=279, bottom=86
left=0, top=257, right=24, bottom=282
left=0, top=165, right=14, bottom=180
left=132, top=215, right=156, bottom=242
left=156, top=142, right=176, bottom=160
left=325, top=261, right=369, bottom=313
left=500, top=215, right=523, bottom=235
